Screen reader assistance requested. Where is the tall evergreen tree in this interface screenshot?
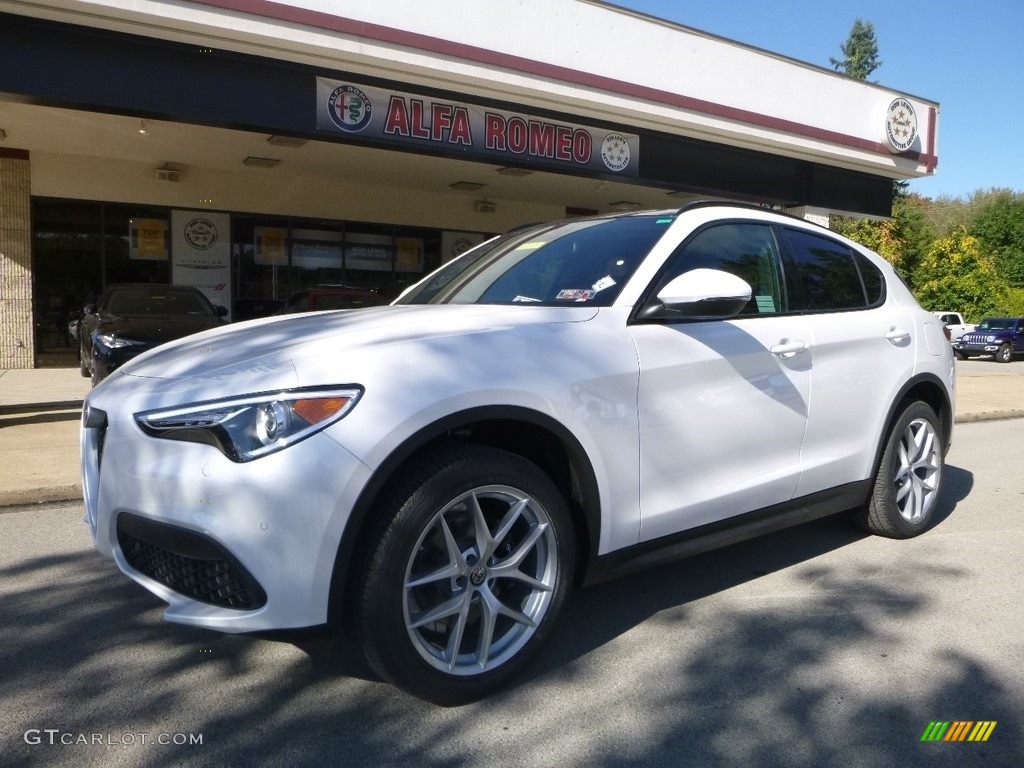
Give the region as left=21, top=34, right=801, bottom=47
left=831, top=19, right=881, bottom=81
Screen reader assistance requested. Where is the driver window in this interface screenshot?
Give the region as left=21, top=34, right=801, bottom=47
left=658, top=223, right=785, bottom=315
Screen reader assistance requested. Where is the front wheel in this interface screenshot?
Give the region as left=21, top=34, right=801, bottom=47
left=854, top=400, right=943, bottom=538
left=351, top=443, right=575, bottom=705
left=953, top=349, right=968, bottom=361
left=996, top=343, right=1012, bottom=363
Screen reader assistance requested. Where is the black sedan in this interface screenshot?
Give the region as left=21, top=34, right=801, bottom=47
left=79, top=283, right=228, bottom=386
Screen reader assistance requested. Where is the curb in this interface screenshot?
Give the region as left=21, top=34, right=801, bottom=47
left=955, top=409, right=1024, bottom=424
left=0, top=400, right=83, bottom=416
left=0, top=485, right=82, bottom=510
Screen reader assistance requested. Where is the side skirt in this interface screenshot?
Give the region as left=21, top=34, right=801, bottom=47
left=582, top=480, right=871, bottom=586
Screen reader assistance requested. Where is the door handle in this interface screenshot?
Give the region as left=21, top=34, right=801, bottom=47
left=884, top=327, right=911, bottom=344
left=770, top=340, right=808, bottom=358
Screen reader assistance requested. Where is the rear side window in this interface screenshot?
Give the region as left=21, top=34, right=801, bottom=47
left=781, top=228, right=883, bottom=311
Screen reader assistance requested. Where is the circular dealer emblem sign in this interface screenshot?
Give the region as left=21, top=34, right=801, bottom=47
left=884, top=98, right=918, bottom=154
left=451, top=237, right=473, bottom=259
left=184, top=218, right=218, bottom=250
left=600, top=133, right=632, bottom=172
left=328, top=85, right=373, bottom=133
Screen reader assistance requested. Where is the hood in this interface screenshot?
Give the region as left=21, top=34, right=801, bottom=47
left=115, top=304, right=598, bottom=392
left=98, top=313, right=226, bottom=344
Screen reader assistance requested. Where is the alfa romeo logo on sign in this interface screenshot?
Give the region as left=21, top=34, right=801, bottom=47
left=884, top=98, right=918, bottom=154
left=600, top=133, right=632, bottom=172
left=328, top=85, right=372, bottom=133
left=184, top=218, right=218, bottom=250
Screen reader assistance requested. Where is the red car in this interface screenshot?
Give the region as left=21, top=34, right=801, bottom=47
left=277, top=285, right=387, bottom=313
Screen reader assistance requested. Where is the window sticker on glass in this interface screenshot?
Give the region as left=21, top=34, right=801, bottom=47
left=592, top=276, right=616, bottom=293
left=513, top=242, right=546, bottom=251
left=755, top=295, right=776, bottom=313
left=556, top=289, right=594, bottom=302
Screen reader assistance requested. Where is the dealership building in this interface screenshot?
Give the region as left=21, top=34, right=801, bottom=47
left=0, top=0, right=939, bottom=369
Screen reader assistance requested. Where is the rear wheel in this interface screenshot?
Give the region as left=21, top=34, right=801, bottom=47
left=351, top=443, right=575, bottom=704
left=854, top=400, right=943, bottom=538
left=996, top=343, right=1012, bottom=363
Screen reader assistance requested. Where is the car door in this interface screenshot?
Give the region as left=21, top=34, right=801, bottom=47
left=628, top=221, right=811, bottom=542
left=775, top=226, right=917, bottom=497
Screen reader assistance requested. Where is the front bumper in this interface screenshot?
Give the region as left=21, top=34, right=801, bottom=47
left=954, top=342, right=1000, bottom=355
left=82, top=383, right=373, bottom=632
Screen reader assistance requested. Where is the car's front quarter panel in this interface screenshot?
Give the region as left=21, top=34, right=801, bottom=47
left=83, top=373, right=373, bottom=632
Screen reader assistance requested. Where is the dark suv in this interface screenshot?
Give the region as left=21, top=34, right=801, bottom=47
left=954, top=317, right=1024, bottom=362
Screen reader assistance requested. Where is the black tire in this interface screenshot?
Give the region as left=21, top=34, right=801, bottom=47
left=351, top=443, right=575, bottom=705
left=853, top=400, right=943, bottom=538
left=953, top=349, right=967, bottom=361
left=996, top=343, right=1012, bottom=363
left=79, top=350, right=90, bottom=377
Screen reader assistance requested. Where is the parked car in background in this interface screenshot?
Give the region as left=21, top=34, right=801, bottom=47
left=79, top=283, right=228, bottom=385
left=277, top=285, right=387, bottom=314
left=953, top=317, right=1024, bottom=362
left=82, top=203, right=954, bottom=704
left=933, top=311, right=975, bottom=342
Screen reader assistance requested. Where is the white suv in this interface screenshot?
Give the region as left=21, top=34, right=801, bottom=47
left=82, top=203, right=955, bottom=704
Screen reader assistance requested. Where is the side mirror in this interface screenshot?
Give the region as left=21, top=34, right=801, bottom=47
left=647, top=268, right=752, bottom=320
left=216, top=305, right=229, bottom=317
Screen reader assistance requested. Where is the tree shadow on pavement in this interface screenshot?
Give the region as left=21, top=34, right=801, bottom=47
left=6, top=463, right=1019, bottom=768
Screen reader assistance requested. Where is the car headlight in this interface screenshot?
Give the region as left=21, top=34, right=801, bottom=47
left=96, top=333, right=140, bottom=349
left=135, top=386, right=362, bottom=462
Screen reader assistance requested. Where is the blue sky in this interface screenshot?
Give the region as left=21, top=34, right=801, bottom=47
left=611, top=0, right=1024, bottom=201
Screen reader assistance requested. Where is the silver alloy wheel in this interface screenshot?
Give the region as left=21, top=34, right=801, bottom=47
left=893, top=417, right=942, bottom=523
left=402, top=484, right=557, bottom=676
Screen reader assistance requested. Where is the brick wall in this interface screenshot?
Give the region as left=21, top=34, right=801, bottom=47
left=0, top=149, right=33, bottom=369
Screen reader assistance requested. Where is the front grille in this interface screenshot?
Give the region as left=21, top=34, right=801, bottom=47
left=117, top=514, right=266, bottom=610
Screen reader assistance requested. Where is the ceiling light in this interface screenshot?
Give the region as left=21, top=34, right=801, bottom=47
left=137, top=120, right=148, bottom=136
left=267, top=135, right=307, bottom=148
left=0, top=129, right=7, bottom=141
left=450, top=181, right=485, bottom=191
left=474, top=199, right=497, bottom=213
left=243, top=156, right=280, bottom=168
left=496, top=166, right=533, bottom=177
left=608, top=201, right=642, bottom=212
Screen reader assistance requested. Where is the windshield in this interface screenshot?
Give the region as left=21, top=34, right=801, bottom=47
left=976, top=318, right=1015, bottom=330
left=105, top=287, right=217, bottom=316
left=396, top=214, right=675, bottom=306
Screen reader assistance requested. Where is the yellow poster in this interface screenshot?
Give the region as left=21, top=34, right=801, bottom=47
left=395, top=237, right=423, bottom=272
left=131, top=219, right=168, bottom=260
left=255, top=227, right=288, bottom=265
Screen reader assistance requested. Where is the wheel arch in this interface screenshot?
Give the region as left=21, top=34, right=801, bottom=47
left=326, top=405, right=602, bottom=628
left=869, top=372, right=953, bottom=481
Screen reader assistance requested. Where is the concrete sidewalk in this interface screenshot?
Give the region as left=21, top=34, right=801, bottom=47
left=2, top=362, right=1023, bottom=508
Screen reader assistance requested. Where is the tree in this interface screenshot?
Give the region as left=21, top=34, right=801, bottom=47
left=832, top=193, right=934, bottom=287
left=912, top=228, right=1004, bottom=320
left=969, top=189, right=1024, bottom=287
left=831, top=19, right=881, bottom=81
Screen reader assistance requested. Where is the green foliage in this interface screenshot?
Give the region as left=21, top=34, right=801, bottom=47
left=830, top=19, right=881, bottom=80
left=969, top=190, right=1024, bottom=287
left=1004, top=287, right=1024, bottom=316
left=832, top=194, right=934, bottom=287
left=912, top=228, right=1003, bottom=320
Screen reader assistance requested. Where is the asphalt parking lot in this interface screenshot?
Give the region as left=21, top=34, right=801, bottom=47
left=1, top=419, right=1022, bottom=768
